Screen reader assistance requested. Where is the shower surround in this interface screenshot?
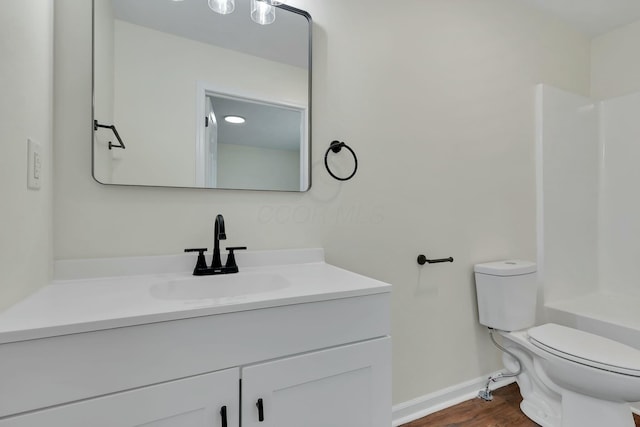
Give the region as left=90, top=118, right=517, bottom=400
left=537, top=84, right=640, bottom=350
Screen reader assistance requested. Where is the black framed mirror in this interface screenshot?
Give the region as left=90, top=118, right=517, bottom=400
left=92, top=0, right=311, bottom=191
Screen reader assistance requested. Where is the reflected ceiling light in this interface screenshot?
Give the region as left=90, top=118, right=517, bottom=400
left=224, top=115, right=246, bottom=124
left=206, top=0, right=284, bottom=25
left=208, top=0, right=235, bottom=15
left=251, top=0, right=276, bottom=25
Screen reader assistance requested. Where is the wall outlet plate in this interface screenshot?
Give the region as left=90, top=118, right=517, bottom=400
left=27, top=138, right=42, bottom=190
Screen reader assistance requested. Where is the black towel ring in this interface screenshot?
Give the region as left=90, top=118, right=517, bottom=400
left=324, top=140, right=358, bottom=181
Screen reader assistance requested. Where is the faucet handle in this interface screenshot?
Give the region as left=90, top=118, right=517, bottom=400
left=184, top=248, right=208, bottom=273
left=224, top=247, right=247, bottom=273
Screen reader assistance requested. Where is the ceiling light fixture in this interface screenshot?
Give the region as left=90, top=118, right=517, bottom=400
left=224, top=115, right=246, bottom=124
left=251, top=0, right=275, bottom=25
left=208, top=0, right=235, bottom=15
left=207, top=0, right=285, bottom=25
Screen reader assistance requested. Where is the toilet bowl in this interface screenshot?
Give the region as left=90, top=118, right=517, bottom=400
left=474, top=260, right=640, bottom=427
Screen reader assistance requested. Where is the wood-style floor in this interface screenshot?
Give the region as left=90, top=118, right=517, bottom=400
left=402, top=383, right=640, bottom=427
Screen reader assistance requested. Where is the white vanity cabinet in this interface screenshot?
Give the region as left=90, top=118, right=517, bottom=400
left=0, top=368, right=240, bottom=427
left=0, top=251, right=392, bottom=426
left=0, top=295, right=391, bottom=427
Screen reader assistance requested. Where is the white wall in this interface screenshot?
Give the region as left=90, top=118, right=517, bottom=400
left=0, top=0, right=53, bottom=311
left=218, top=144, right=299, bottom=191
left=53, top=0, right=590, bottom=405
left=598, top=92, right=640, bottom=298
left=102, top=20, right=307, bottom=187
left=536, top=85, right=599, bottom=304
left=591, top=19, right=640, bottom=100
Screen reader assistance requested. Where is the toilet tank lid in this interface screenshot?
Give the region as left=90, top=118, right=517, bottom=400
left=474, top=260, right=536, bottom=276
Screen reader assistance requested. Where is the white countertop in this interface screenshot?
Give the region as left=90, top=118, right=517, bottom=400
left=0, top=249, right=391, bottom=344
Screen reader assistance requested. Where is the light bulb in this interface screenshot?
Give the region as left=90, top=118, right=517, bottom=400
left=208, top=0, right=235, bottom=15
left=251, top=0, right=276, bottom=25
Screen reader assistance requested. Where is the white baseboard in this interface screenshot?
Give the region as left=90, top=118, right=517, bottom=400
left=391, top=371, right=515, bottom=426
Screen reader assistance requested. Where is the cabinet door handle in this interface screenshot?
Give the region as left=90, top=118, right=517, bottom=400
left=220, top=405, right=228, bottom=427
left=256, top=398, right=264, bottom=422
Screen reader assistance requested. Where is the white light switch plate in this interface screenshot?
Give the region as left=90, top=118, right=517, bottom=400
left=27, top=138, right=42, bottom=190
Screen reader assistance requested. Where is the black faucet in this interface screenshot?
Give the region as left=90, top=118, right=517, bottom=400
left=184, top=214, right=247, bottom=276
left=212, top=214, right=226, bottom=269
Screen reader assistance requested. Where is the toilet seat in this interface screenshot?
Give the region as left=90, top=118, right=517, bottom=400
left=528, top=323, right=640, bottom=377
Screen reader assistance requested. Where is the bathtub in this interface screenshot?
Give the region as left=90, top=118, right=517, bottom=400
left=545, top=292, right=640, bottom=414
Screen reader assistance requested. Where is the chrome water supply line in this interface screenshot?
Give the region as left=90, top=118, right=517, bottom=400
left=477, top=328, right=523, bottom=401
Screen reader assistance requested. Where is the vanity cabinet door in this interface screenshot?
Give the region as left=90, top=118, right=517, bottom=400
left=241, top=337, right=391, bottom=427
left=0, top=368, right=239, bottom=427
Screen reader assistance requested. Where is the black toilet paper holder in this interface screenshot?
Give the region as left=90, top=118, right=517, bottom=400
left=417, top=254, right=454, bottom=265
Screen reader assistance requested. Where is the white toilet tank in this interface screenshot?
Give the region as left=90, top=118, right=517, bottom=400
left=474, top=260, right=537, bottom=331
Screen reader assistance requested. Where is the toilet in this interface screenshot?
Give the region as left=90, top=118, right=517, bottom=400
left=474, top=260, right=640, bottom=427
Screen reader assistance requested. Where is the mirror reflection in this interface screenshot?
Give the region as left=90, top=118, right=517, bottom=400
left=92, top=0, right=311, bottom=191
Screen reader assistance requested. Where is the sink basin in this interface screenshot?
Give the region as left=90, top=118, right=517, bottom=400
left=150, top=272, right=290, bottom=300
